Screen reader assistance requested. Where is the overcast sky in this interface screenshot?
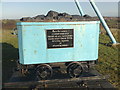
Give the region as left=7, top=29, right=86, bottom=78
left=1, top=0, right=119, bottom=2
left=1, top=1, right=119, bottom=19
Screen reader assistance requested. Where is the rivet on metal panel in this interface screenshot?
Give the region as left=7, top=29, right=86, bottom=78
left=81, top=25, right=85, bottom=36
left=22, top=30, right=26, bottom=36
left=34, top=50, right=37, bottom=54
left=80, top=44, right=82, bottom=47
left=23, top=30, right=26, bottom=32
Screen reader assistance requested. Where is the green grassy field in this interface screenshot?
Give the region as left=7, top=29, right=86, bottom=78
left=1, top=27, right=120, bottom=88
left=96, top=30, right=120, bottom=88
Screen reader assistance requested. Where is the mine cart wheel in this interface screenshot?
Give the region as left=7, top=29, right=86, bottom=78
left=67, top=62, right=83, bottom=78
left=35, top=64, right=53, bottom=80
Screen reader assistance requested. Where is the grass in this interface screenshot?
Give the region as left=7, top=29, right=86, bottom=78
left=96, top=33, right=120, bottom=88
left=1, top=30, right=18, bottom=83
left=1, top=28, right=120, bottom=88
left=2, top=30, right=18, bottom=48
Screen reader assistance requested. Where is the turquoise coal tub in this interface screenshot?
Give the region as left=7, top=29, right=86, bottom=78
left=17, top=21, right=100, bottom=65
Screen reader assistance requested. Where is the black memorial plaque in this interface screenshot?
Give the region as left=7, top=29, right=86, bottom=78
left=46, top=29, right=74, bottom=48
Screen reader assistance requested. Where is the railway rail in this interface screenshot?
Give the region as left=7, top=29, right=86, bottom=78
left=2, top=67, right=117, bottom=89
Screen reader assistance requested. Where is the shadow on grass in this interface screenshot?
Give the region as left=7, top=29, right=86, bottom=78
left=2, top=43, right=18, bottom=83
left=99, top=42, right=112, bottom=47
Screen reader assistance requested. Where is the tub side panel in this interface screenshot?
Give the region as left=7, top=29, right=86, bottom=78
left=17, top=22, right=100, bottom=64
left=21, top=26, right=47, bottom=64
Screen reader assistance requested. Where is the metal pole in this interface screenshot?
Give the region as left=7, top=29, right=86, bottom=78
left=89, top=0, right=117, bottom=44
left=74, top=0, right=85, bottom=16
